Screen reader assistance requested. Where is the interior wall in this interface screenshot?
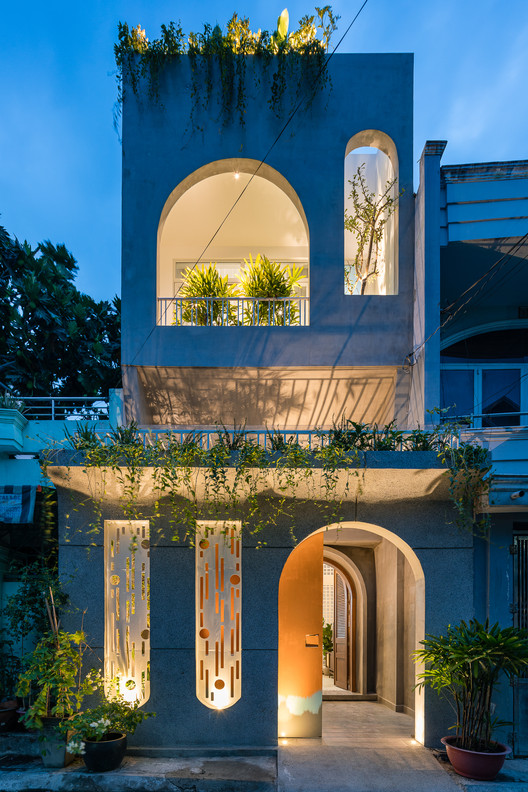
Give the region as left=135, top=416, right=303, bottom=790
left=375, top=539, right=415, bottom=713
left=278, top=532, right=323, bottom=738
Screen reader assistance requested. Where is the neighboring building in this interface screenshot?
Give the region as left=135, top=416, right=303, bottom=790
left=3, top=49, right=527, bottom=757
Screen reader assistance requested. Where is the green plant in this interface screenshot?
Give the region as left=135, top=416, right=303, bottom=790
left=441, top=441, right=491, bottom=535
left=114, top=8, right=339, bottom=130
left=0, top=224, right=120, bottom=397
left=239, top=254, right=304, bottom=325
left=344, top=164, right=402, bottom=295
left=62, top=682, right=155, bottom=755
left=177, top=264, right=240, bottom=326
left=415, top=620, right=528, bottom=751
left=322, top=621, right=333, bottom=658
left=16, top=592, right=99, bottom=729
left=2, top=562, right=69, bottom=644
left=0, top=639, right=21, bottom=700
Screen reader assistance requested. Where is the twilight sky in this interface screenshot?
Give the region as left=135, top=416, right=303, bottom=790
left=1, top=0, right=527, bottom=301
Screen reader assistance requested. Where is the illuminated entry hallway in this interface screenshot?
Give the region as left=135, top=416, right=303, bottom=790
left=278, top=524, right=424, bottom=742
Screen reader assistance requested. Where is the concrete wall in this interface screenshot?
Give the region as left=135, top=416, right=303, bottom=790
left=121, top=54, right=415, bottom=425
left=124, top=365, right=410, bottom=429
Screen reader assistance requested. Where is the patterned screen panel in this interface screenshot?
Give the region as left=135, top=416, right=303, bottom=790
left=196, top=521, right=242, bottom=710
left=104, top=520, right=150, bottom=705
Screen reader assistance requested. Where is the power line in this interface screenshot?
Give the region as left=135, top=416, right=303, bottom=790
left=406, top=234, right=528, bottom=366
left=127, top=1, right=371, bottom=367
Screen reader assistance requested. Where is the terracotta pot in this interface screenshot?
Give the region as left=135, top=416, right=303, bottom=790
left=83, top=732, right=127, bottom=772
left=441, top=735, right=511, bottom=781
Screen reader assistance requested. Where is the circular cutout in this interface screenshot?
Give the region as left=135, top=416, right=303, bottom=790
left=199, top=539, right=209, bottom=549
left=110, top=575, right=120, bottom=585
left=141, top=629, right=149, bottom=639
left=214, top=679, right=225, bottom=690
left=199, top=628, right=210, bottom=639
left=125, top=679, right=136, bottom=690
left=141, top=539, right=149, bottom=549
left=230, top=574, right=240, bottom=585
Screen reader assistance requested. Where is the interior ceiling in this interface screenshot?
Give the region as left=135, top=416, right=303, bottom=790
left=160, top=172, right=308, bottom=257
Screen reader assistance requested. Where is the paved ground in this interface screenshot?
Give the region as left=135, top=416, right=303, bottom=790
left=279, top=701, right=460, bottom=792
left=1, top=701, right=527, bottom=791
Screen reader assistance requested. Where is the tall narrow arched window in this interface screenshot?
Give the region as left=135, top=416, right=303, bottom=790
left=344, top=133, right=399, bottom=296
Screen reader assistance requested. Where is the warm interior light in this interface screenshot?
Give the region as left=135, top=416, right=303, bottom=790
left=234, top=170, right=240, bottom=179
left=104, top=520, right=150, bottom=706
left=196, top=521, right=242, bottom=710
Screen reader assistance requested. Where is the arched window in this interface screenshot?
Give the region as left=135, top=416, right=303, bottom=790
left=157, top=159, right=309, bottom=326
left=344, top=132, right=399, bottom=296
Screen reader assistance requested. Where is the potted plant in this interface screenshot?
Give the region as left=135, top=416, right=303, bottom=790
left=238, top=254, right=304, bottom=326
left=16, top=591, right=99, bottom=767
left=322, top=620, right=334, bottom=676
left=63, top=683, right=155, bottom=772
left=177, top=263, right=240, bottom=326
left=414, top=619, right=528, bottom=781
left=0, top=639, right=21, bottom=729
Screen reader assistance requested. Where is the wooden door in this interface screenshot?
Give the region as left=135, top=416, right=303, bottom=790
left=334, top=571, right=349, bottom=690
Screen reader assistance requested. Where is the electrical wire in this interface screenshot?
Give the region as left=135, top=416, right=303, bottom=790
left=406, top=234, right=528, bottom=366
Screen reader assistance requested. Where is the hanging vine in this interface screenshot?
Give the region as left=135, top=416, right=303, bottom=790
left=114, top=7, right=339, bottom=129
left=42, top=417, right=492, bottom=549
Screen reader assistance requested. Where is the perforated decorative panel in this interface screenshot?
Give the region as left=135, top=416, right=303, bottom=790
left=104, top=520, right=150, bottom=705
left=196, top=521, right=242, bottom=710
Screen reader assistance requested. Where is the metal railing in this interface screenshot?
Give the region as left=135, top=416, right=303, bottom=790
left=20, top=397, right=109, bottom=421
left=135, top=427, right=460, bottom=452
left=157, top=297, right=309, bottom=327
left=442, top=411, right=528, bottom=430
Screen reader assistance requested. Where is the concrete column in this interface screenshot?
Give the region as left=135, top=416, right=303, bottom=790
left=411, top=141, right=447, bottom=426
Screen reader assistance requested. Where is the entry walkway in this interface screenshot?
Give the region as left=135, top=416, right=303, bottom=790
left=278, top=701, right=460, bottom=792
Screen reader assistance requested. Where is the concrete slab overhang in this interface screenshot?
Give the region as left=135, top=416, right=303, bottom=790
left=46, top=450, right=450, bottom=504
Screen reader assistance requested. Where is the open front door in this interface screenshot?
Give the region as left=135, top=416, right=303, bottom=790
left=334, top=571, right=349, bottom=690
left=278, top=533, right=323, bottom=738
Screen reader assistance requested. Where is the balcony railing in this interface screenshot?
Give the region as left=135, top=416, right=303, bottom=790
left=19, top=397, right=109, bottom=421
left=157, top=297, right=309, bottom=327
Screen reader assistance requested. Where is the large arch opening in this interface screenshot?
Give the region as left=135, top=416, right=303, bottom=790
left=344, top=130, right=399, bottom=296
left=278, top=522, right=425, bottom=743
left=157, top=159, right=310, bottom=325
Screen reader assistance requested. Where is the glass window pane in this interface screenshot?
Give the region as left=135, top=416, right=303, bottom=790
left=440, top=370, right=474, bottom=420
left=482, top=369, right=520, bottom=427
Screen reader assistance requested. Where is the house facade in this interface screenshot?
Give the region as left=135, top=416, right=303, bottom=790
left=2, top=49, right=527, bottom=757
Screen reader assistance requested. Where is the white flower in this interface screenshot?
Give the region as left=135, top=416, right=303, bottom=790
left=89, top=721, right=99, bottom=729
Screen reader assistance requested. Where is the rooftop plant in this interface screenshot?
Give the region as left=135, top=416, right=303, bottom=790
left=43, top=418, right=490, bottom=548
left=114, top=7, right=339, bottom=129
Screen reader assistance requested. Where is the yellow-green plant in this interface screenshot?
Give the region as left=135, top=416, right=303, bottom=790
left=239, top=254, right=303, bottom=325
left=177, top=263, right=240, bottom=326
left=114, top=8, right=339, bottom=129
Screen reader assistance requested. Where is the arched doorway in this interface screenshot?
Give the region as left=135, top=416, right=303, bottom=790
left=278, top=522, right=425, bottom=743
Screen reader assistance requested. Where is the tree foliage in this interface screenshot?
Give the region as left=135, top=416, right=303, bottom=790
left=0, top=225, right=120, bottom=396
